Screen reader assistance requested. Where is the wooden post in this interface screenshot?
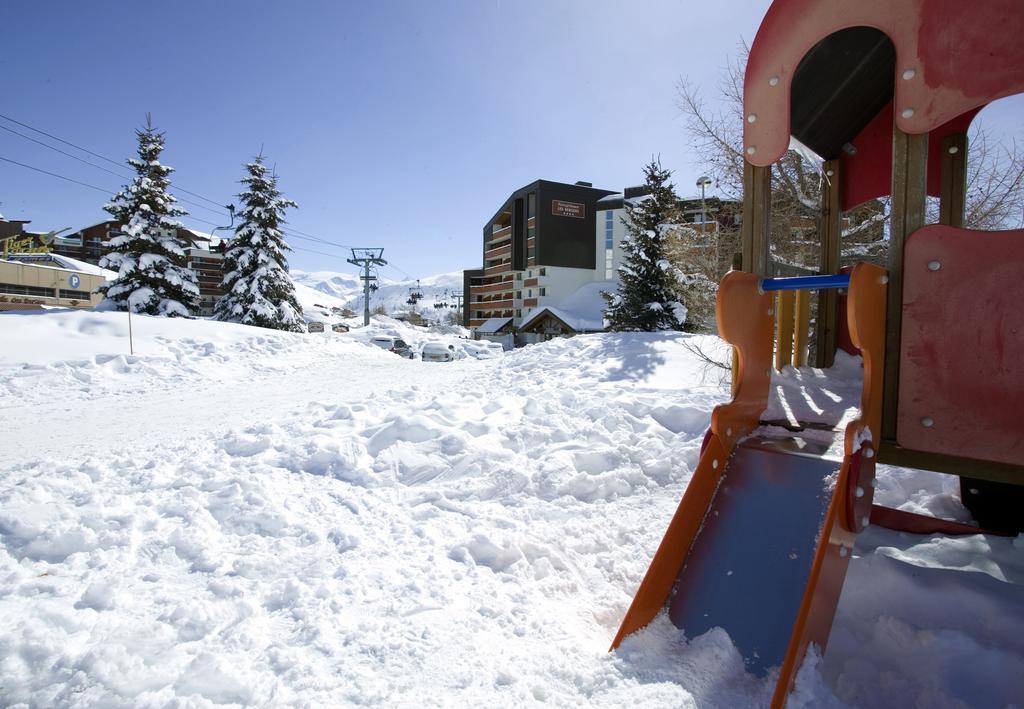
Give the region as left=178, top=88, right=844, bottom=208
left=882, top=126, right=929, bottom=442
left=939, top=134, right=968, bottom=228
left=793, top=289, right=811, bottom=366
left=741, top=162, right=772, bottom=277
left=735, top=161, right=772, bottom=394
left=815, top=159, right=842, bottom=367
left=775, top=291, right=796, bottom=369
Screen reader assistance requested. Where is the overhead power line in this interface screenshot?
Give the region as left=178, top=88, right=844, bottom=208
left=0, top=112, right=124, bottom=168
left=0, top=155, right=113, bottom=195
left=0, top=113, right=358, bottom=254
left=0, top=123, right=131, bottom=181
left=1, top=154, right=352, bottom=267
left=0, top=112, right=227, bottom=211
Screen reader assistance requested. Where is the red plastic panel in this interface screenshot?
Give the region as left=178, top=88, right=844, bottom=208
left=744, top=0, right=1024, bottom=167
left=898, top=226, right=1024, bottom=465
left=841, top=105, right=980, bottom=212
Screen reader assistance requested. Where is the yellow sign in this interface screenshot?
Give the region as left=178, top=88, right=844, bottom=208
left=1, top=235, right=52, bottom=259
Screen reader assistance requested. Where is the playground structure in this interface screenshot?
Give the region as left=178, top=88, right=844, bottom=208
left=611, top=0, right=1024, bottom=706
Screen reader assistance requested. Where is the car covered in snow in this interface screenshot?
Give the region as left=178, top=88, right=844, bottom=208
left=370, top=335, right=414, bottom=359
left=307, top=322, right=325, bottom=333
left=420, top=341, right=457, bottom=362
left=461, top=340, right=504, bottom=360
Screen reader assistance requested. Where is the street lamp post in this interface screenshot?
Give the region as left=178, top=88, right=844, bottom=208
left=696, top=176, right=712, bottom=233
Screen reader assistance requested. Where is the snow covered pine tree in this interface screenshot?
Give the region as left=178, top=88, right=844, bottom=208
left=603, top=159, right=687, bottom=331
left=98, top=116, right=199, bottom=316
left=214, top=155, right=305, bottom=332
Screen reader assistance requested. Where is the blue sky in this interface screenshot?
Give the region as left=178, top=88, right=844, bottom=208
left=2, top=1, right=1020, bottom=280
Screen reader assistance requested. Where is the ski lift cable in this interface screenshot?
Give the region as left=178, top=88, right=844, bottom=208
left=0, top=112, right=350, bottom=248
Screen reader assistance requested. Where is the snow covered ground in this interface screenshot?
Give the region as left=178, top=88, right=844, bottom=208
left=1, top=310, right=1021, bottom=707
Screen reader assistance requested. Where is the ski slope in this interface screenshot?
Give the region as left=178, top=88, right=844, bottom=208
left=292, top=269, right=465, bottom=323
left=0, top=310, right=1021, bottom=707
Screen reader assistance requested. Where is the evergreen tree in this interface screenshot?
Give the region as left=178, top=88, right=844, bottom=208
left=603, top=160, right=687, bottom=331
left=98, top=116, right=199, bottom=316
left=214, top=155, right=304, bottom=331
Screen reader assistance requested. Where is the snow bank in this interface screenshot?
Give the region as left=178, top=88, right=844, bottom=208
left=0, top=315, right=1021, bottom=707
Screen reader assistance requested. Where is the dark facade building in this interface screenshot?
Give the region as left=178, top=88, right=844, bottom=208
left=463, top=180, right=615, bottom=329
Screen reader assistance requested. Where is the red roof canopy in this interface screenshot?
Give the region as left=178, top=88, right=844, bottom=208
left=743, top=0, right=1024, bottom=209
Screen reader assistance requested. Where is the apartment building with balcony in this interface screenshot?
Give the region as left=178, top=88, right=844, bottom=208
left=22, top=220, right=227, bottom=316
left=464, top=179, right=616, bottom=331
left=463, top=180, right=753, bottom=341
left=181, top=228, right=227, bottom=317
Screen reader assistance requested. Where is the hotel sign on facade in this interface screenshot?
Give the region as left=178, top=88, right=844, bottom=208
left=551, top=200, right=585, bottom=219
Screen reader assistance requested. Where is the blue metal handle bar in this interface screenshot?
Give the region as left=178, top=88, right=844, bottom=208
left=759, top=274, right=850, bottom=292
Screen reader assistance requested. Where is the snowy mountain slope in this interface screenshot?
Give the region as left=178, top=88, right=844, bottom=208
left=290, top=281, right=352, bottom=325
left=292, top=269, right=465, bottom=320
left=288, top=269, right=362, bottom=300
left=0, top=312, right=1021, bottom=707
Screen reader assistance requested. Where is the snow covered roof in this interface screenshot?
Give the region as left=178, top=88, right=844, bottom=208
left=67, top=220, right=117, bottom=234
left=4, top=253, right=114, bottom=279
left=476, top=317, right=513, bottom=334
left=597, top=193, right=623, bottom=204
left=521, top=281, right=611, bottom=333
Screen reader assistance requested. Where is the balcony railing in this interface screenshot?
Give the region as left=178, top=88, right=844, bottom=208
left=486, top=228, right=512, bottom=248
left=472, top=281, right=513, bottom=295
left=485, top=243, right=512, bottom=259
left=484, top=262, right=511, bottom=276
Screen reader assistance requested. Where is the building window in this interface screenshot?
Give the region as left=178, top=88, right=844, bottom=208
left=539, top=287, right=546, bottom=296
left=605, top=248, right=614, bottom=280
left=59, top=289, right=92, bottom=300
left=527, top=192, right=536, bottom=219
left=539, top=267, right=546, bottom=276
left=605, top=210, right=614, bottom=249
left=527, top=270, right=532, bottom=278
left=527, top=289, right=532, bottom=297
left=0, top=283, right=56, bottom=298
left=515, top=291, right=521, bottom=299
left=516, top=309, right=522, bottom=318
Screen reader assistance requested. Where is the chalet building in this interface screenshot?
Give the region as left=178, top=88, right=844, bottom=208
left=0, top=217, right=34, bottom=242
left=44, top=220, right=112, bottom=264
